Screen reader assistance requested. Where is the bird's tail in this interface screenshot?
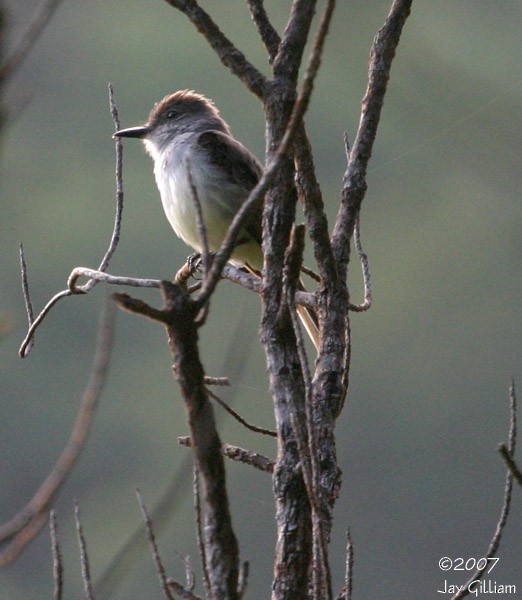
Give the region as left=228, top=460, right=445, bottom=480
left=244, top=264, right=320, bottom=352
left=296, top=296, right=320, bottom=352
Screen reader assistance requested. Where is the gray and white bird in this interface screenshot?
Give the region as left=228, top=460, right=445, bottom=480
left=114, top=90, right=319, bottom=350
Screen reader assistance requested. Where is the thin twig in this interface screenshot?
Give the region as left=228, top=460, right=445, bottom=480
left=221, top=444, right=274, bottom=473
left=192, top=466, right=211, bottom=599
left=136, top=490, right=176, bottom=600
left=179, top=438, right=275, bottom=474
left=300, top=264, right=321, bottom=283
left=348, top=215, right=372, bottom=312
left=499, top=444, right=522, bottom=487
left=206, top=388, right=276, bottom=437
left=204, top=376, right=230, bottom=386
left=18, top=288, right=71, bottom=357
left=336, top=528, right=354, bottom=600
left=19, top=243, right=35, bottom=354
left=283, top=225, right=312, bottom=391
left=49, top=510, right=63, bottom=600
left=18, top=85, right=126, bottom=355
left=166, top=580, right=204, bottom=600
left=75, top=502, right=95, bottom=600
left=1, top=299, right=116, bottom=564
left=237, top=560, right=249, bottom=599
left=177, top=553, right=195, bottom=591
left=450, top=380, right=517, bottom=600
left=92, top=464, right=192, bottom=598
left=19, top=267, right=158, bottom=357
left=69, top=267, right=162, bottom=292
left=197, top=0, right=336, bottom=308
left=246, top=0, right=280, bottom=61
left=332, top=0, right=413, bottom=273
left=163, top=0, right=268, bottom=99
left=187, top=162, right=210, bottom=276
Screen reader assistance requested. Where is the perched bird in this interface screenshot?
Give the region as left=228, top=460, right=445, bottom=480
left=114, top=90, right=319, bottom=349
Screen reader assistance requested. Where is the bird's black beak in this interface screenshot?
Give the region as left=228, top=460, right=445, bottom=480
left=113, top=125, right=150, bottom=139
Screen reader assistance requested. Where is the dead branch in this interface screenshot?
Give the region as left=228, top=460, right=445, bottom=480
left=114, top=281, right=240, bottom=599
left=49, top=510, right=63, bottom=600
left=19, top=84, right=125, bottom=357
left=336, top=529, right=354, bottom=600
left=179, top=437, right=274, bottom=474
left=450, top=380, right=517, bottom=600
left=75, top=502, right=95, bottom=600
left=499, top=444, right=522, bottom=487
left=332, top=0, right=413, bottom=273
left=206, top=388, right=276, bottom=437
left=136, top=490, right=176, bottom=600
left=163, top=0, right=268, bottom=100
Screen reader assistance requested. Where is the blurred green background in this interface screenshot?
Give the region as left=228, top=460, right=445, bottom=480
left=1, top=1, right=521, bottom=598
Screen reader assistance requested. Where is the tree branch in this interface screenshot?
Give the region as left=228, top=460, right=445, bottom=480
left=163, top=0, right=268, bottom=100
left=450, top=380, right=517, bottom=600
left=332, top=0, right=413, bottom=276
left=114, top=282, right=240, bottom=600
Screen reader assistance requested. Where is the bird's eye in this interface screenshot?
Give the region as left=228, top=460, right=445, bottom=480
left=166, top=110, right=178, bottom=119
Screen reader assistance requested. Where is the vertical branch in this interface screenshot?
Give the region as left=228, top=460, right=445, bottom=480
left=331, top=0, right=413, bottom=276
left=75, top=502, right=95, bottom=600
left=114, top=283, right=240, bottom=600
left=49, top=510, right=63, bottom=600
left=163, top=0, right=268, bottom=100
left=450, top=381, right=517, bottom=600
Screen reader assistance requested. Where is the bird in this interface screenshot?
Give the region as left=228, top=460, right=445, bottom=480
left=114, top=90, right=319, bottom=350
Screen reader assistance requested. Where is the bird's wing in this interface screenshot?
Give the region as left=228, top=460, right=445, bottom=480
left=196, top=130, right=263, bottom=244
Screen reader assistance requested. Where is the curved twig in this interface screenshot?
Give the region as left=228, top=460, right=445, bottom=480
left=450, top=381, right=517, bottom=600
left=19, top=84, right=125, bottom=357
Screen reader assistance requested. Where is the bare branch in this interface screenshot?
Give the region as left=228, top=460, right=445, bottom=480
left=192, top=465, right=211, bottom=598
left=187, top=162, right=210, bottom=276
left=499, top=444, right=522, bottom=487
left=156, top=281, right=239, bottom=599
left=19, top=243, right=35, bottom=354
left=273, top=0, right=318, bottom=82
left=18, top=85, right=126, bottom=356
left=450, top=380, right=517, bottom=600
left=0, top=300, right=116, bottom=564
left=18, top=288, right=71, bottom=357
left=221, top=444, right=274, bottom=474
left=336, top=529, right=354, bottom=600
left=75, top=502, right=95, bottom=600
left=197, top=0, right=336, bottom=309
left=283, top=225, right=312, bottom=391
left=283, top=225, right=331, bottom=597
left=237, top=560, right=249, bottom=599
left=206, top=387, right=276, bottom=437
left=204, top=376, right=230, bottom=386
left=136, top=490, right=176, bottom=600
left=49, top=510, right=63, bottom=600
left=163, top=0, right=268, bottom=99
left=167, top=580, right=204, bottom=600
left=332, top=0, right=413, bottom=276
left=79, top=83, right=125, bottom=293
left=69, top=267, right=162, bottom=292
left=178, top=438, right=275, bottom=474
left=246, top=0, right=280, bottom=61
left=348, top=216, right=372, bottom=312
